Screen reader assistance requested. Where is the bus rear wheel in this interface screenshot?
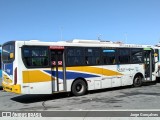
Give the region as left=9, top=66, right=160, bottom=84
left=133, top=75, right=142, bottom=87
left=71, top=79, right=87, bottom=96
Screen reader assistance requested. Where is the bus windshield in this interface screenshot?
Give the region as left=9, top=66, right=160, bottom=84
left=2, top=42, right=15, bottom=63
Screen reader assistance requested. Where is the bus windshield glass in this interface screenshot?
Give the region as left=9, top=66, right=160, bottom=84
left=2, top=42, right=15, bottom=63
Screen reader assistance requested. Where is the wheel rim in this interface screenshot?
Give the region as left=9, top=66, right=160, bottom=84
left=76, top=83, right=84, bottom=93
left=135, top=76, right=141, bottom=86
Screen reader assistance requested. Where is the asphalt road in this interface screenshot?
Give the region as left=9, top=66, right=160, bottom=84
left=0, top=81, right=160, bottom=111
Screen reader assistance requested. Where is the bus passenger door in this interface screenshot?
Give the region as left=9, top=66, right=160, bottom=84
left=144, top=48, right=155, bottom=81
left=50, top=46, right=66, bottom=92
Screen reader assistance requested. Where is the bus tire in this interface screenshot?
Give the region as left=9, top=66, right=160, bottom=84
left=71, top=79, right=87, bottom=96
left=133, top=75, right=142, bottom=87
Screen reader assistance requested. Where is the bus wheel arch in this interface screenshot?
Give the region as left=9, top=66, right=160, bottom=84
left=71, top=78, right=88, bottom=96
left=133, top=73, right=143, bottom=87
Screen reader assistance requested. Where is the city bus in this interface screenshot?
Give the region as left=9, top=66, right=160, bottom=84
left=2, top=39, right=159, bottom=96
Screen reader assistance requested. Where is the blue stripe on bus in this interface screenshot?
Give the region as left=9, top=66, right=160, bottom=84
left=44, top=70, right=99, bottom=80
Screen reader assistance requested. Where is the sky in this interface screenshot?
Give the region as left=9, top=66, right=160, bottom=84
left=0, top=0, right=160, bottom=45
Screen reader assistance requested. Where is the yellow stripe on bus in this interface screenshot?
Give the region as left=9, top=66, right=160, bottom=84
left=66, top=66, right=123, bottom=76
left=23, top=70, right=52, bottom=83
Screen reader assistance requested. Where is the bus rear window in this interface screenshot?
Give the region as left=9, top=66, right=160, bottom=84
left=2, top=42, right=15, bottom=63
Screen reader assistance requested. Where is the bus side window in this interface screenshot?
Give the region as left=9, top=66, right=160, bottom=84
left=32, top=61, right=36, bottom=66
left=118, top=48, right=130, bottom=64
left=103, top=49, right=116, bottom=65
left=96, top=57, right=100, bottom=64
left=85, top=57, right=89, bottom=64
left=43, top=58, right=48, bottom=66
left=22, top=46, right=49, bottom=68
left=112, top=58, right=115, bottom=64
left=74, top=57, right=79, bottom=64
left=25, top=58, right=31, bottom=66
left=66, top=47, right=84, bottom=66
left=131, top=48, right=143, bottom=63
left=85, top=48, right=101, bottom=65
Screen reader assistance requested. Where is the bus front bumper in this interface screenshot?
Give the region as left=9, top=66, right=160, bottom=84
left=2, top=82, right=21, bottom=94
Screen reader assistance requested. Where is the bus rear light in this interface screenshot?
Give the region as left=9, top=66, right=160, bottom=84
left=14, top=67, right=17, bottom=85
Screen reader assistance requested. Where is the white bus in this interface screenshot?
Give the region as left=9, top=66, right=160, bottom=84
left=2, top=39, right=159, bottom=96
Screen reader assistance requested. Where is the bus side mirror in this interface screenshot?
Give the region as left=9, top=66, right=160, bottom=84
left=10, top=53, right=14, bottom=58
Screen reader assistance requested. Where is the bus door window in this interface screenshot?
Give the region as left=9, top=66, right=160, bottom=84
left=51, top=51, right=63, bottom=66
left=144, top=51, right=150, bottom=77
left=144, top=49, right=155, bottom=78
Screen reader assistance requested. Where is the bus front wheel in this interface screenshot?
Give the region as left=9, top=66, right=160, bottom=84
left=71, top=79, right=87, bottom=96
left=133, top=75, right=142, bottom=87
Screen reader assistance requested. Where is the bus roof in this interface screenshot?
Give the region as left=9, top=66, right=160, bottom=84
left=4, top=39, right=155, bottom=48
